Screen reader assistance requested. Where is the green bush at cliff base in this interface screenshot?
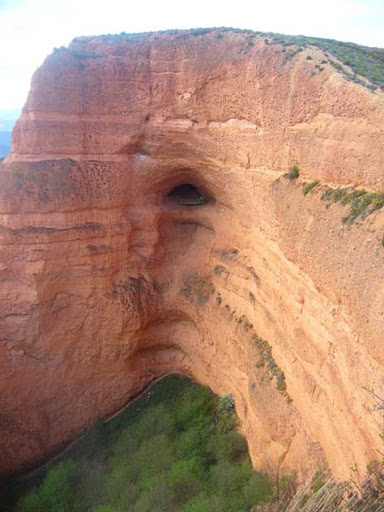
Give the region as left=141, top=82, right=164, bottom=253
left=14, top=376, right=273, bottom=512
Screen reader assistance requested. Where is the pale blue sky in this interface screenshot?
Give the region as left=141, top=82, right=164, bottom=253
left=0, top=0, right=383, bottom=110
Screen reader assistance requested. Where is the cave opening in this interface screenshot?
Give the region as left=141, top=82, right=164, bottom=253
left=167, top=183, right=207, bottom=206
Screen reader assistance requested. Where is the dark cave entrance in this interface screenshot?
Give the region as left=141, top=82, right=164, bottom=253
left=167, top=184, right=207, bottom=206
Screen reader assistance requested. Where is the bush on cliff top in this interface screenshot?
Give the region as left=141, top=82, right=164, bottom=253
left=268, top=32, right=384, bottom=90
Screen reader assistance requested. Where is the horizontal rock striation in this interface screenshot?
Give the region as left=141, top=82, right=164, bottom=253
left=1, top=29, right=383, bottom=480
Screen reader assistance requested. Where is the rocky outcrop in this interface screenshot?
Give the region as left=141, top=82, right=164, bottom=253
left=1, top=29, right=383, bottom=480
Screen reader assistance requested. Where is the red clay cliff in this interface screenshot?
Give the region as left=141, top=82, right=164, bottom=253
left=0, top=29, right=383, bottom=480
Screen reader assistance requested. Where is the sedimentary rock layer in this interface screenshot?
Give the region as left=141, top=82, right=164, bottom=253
left=1, top=29, right=383, bottom=480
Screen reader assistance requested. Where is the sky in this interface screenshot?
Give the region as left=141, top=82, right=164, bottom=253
left=0, top=0, right=384, bottom=112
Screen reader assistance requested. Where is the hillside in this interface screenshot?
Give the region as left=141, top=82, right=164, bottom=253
left=0, top=28, right=383, bottom=484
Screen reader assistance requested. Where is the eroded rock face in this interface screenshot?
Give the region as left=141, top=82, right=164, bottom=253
left=1, top=30, right=383, bottom=479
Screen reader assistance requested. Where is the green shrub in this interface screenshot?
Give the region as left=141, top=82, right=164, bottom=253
left=207, top=431, right=248, bottom=463
left=132, top=478, right=172, bottom=512
left=168, top=460, right=203, bottom=503
left=302, top=181, right=319, bottom=195
left=91, top=507, right=122, bottom=512
left=252, top=335, right=287, bottom=392
left=244, top=472, right=273, bottom=505
left=370, top=191, right=384, bottom=212
left=210, top=461, right=252, bottom=497
left=38, top=461, right=77, bottom=512
left=219, top=393, right=235, bottom=412
left=17, top=490, right=41, bottom=512
left=320, top=186, right=384, bottom=223
left=105, top=465, right=139, bottom=507
left=131, top=434, right=173, bottom=484
left=276, top=370, right=287, bottom=391
left=311, top=471, right=326, bottom=494
left=284, top=165, right=300, bottom=180
left=75, top=460, right=107, bottom=510
left=332, top=61, right=343, bottom=71
left=215, top=410, right=238, bottom=434
left=182, top=493, right=220, bottom=512
left=174, top=427, right=207, bottom=462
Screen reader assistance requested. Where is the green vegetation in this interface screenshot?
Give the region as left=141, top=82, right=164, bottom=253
left=268, top=32, right=384, bottom=90
left=252, top=335, right=286, bottom=391
left=218, top=29, right=384, bottom=89
left=2, top=377, right=383, bottom=511
left=219, top=393, right=235, bottom=412
left=321, top=187, right=384, bottom=224
left=211, top=259, right=285, bottom=394
left=302, top=181, right=319, bottom=196
left=5, top=376, right=273, bottom=512
left=284, top=165, right=300, bottom=181
left=285, top=169, right=383, bottom=224
left=16, top=461, right=77, bottom=512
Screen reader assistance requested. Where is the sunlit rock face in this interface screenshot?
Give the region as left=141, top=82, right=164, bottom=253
left=1, top=29, right=383, bottom=479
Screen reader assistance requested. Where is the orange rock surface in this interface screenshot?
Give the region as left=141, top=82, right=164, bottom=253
left=1, top=29, right=383, bottom=479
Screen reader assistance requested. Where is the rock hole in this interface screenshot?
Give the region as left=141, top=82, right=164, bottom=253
left=167, top=183, right=207, bottom=206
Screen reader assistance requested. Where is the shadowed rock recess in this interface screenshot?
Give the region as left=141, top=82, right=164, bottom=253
left=1, top=28, right=384, bottom=480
